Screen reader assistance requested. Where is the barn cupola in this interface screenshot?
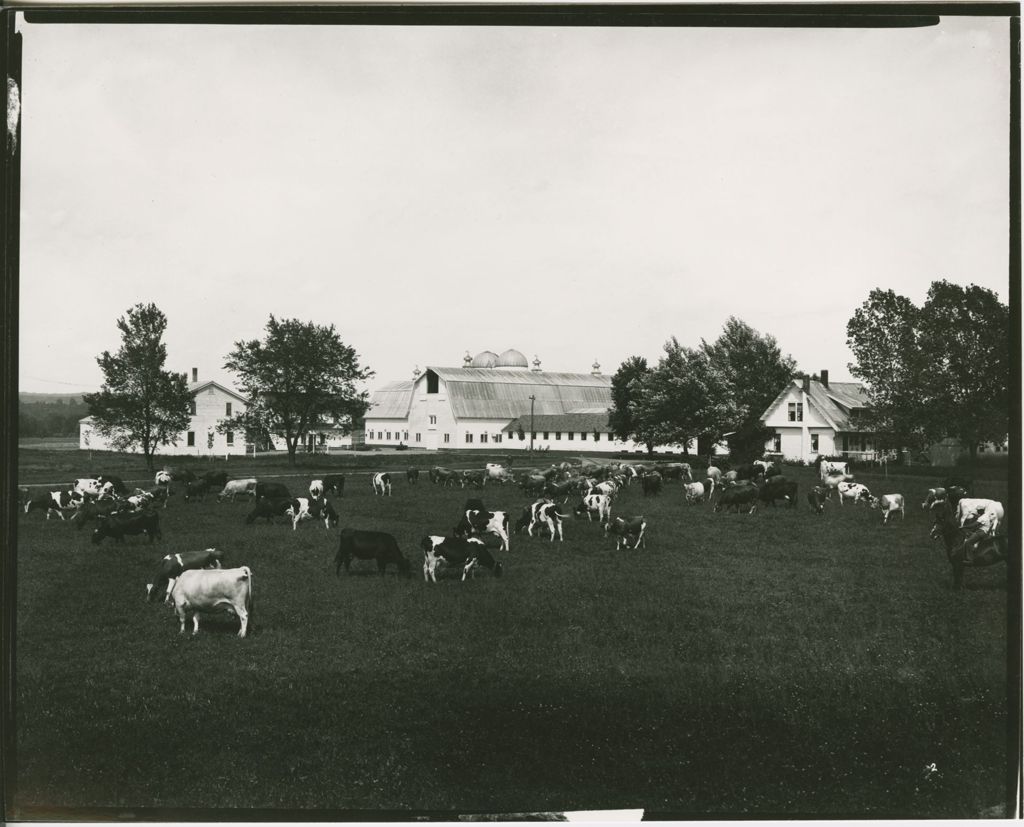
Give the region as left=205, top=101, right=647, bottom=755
left=463, top=351, right=473, bottom=369
left=412, top=365, right=421, bottom=380
left=531, top=355, right=542, bottom=372
left=591, top=360, right=601, bottom=376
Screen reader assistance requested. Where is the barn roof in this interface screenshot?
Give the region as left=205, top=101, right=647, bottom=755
left=427, top=367, right=612, bottom=420
left=503, top=411, right=612, bottom=433
left=366, top=380, right=415, bottom=419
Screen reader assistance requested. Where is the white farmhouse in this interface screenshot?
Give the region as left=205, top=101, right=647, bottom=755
left=79, top=369, right=249, bottom=457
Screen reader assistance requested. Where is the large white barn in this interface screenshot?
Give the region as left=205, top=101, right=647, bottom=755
left=363, top=349, right=694, bottom=454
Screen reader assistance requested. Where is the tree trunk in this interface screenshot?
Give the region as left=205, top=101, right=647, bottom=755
left=287, top=437, right=298, bottom=466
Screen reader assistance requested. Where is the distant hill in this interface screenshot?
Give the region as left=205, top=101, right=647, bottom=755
left=19, top=394, right=91, bottom=438
left=19, top=392, right=88, bottom=404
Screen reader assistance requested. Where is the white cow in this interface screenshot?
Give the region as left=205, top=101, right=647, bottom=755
left=836, top=481, right=874, bottom=506
left=682, top=482, right=706, bottom=504
left=73, top=478, right=102, bottom=499
left=170, top=566, right=253, bottom=638
left=485, top=463, right=512, bottom=484
left=218, top=478, right=257, bottom=502
left=956, top=498, right=1004, bottom=536
left=154, top=470, right=172, bottom=487
left=309, top=479, right=324, bottom=499
left=706, top=466, right=722, bottom=483
left=820, top=461, right=849, bottom=480
left=871, top=494, right=905, bottom=524
left=371, top=472, right=392, bottom=496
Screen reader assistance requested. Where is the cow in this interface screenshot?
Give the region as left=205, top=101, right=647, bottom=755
left=24, top=489, right=83, bottom=520
left=421, top=535, right=503, bottom=582
left=514, top=499, right=551, bottom=534
left=254, top=481, right=291, bottom=501
left=706, top=466, right=723, bottom=483
left=168, top=469, right=197, bottom=483
left=543, top=479, right=575, bottom=502
left=734, top=464, right=764, bottom=482
left=821, top=473, right=853, bottom=500
left=371, top=472, right=392, bottom=496
left=430, top=467, right=459, bottom=487
left=807, top=486, right=828, bottom=514
left=146, top=548, right=224, bottom=604
left=752, top=460, right=775, bottom=477
left=92, top=510, right=162, bottom=544
left=183, top=479, right=210, bottom=503
left=661, top=463, right=692, bottom=482
left=641, top=472, right=663, bottom=497
left=589, top=480, right=618, bottom=499
left=287, top=497, right=337, bottom=531
left=520, top=475, right=548, bottom=495
left=244, top=497, right=294, bottom=525
left=485, top=463, right=512, bottom=484
left=407, top=468, right=420, bottom=484
left=70, top=498, right=124, bottom=529
left=820, top=460, right=849, bottom=480
left=73, top=478, right=103, bottom=499
left=722, top=470, right=738, bottom=483
left=529, top=501, right=572, bottom=542
left=930, top=500, right=1007, bottom=590
left=309, top=479, right=325, bottom=499
left=956, top=498, right=1005, bottom=536
left=461, top=470, right=486, bottom=490
left=170, top=566, right=253, bottom=637
left=154, top=470, right=173, bottom=487
left=96, top=475, right=127, bottom=499
left=335, top=529, right=410, bottom=576
left=454, top=509, right=510, bottom=551
left=836, top=482, right=874, bottom=507
left=201, top=470, right=230, bottom=489
left=715, top=485, right=758, bottom=514
left=575, top=493, right=612, bottom=524
left=759, top=480, right=797, bottom=508
left=320, top=475, right=346, bottom=496
left=605, top=516, right=647, bottom=550
left=871, top=494, right=905, bottom=524
left=218, top=478, right=257, bottom=502
left=682, top=482, right=706, bottom=504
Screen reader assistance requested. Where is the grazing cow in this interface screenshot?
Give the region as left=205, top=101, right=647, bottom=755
left=661, top=463, right=692, bottom=482
left=956, top=498, right=1004, bottom=536
left=92, top=510, right=162, bottom=544
left=454, top=509, right=510, bottom=551
left=371, top=472, right=392, bottom=496
left=520, top=475, right=548, bottom=495
left=430, top=467, right=458, bottom=487
left=807, top=486, right=828, bottom=514
left=309, top=479, right=325, bottom=499
left=244, top=497, right=294, bottom=525
left=286, top=497, right=337, bottom=531
left=871, top=494, right=905, bottom=524
left=146, top=548, right=224, bottom=604
left=461, top=470, right=486, bottom=490
left=529, top=501, right=572, bottom=542
left=682, top=482, right=706, bottom=504
left=202, top=470, right=229, bottom=488
left=485, top=463, right=512, bottom=484
left=254, top=481, right=291, bottom=501
left=218, top=478, right=257, bottom=502
left=73, top=478, right=103, bottom=499
left=420, top=535, right=503, bottom=582
left=154, top=470, right=173, bottom=487
left=641, top=472, right=663, bottom=497
left=759, top=480, right=797, bottom=508
left=70, top=498, right=124, bottom=529
left=24, top=490, right=83, bottom=520
left=407, top=468, right=420, bottom=484
left=715, top=485, right=758, bottom=514
left=96, top=475, right=127, bottom=499
left=320, top=475, right=346, bottom=496
left=170, top=566, right=253, bottom=638
left=820, top=460, right=849, bottom=480
left=706, top=466, right=723, bottom=483
left=514, top=499, right=552, bottom=534
left=605, top=516, right=647, bottom=549
left=836, top=482, right=874, bottom=507
left=543, top=479, right=575, bottom=502
left=183, top=479, right=210, bottom=503
left=575, top=493, right=612, bottom=524
left=930, top=500, right=1007, bottom=590
left=335, top=529, right=410, bottom=576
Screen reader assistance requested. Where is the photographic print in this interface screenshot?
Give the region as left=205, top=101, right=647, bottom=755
left=6, top=4, right=1018, bottom=820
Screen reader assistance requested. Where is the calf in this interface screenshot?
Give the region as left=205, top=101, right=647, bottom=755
left=682, top=482, right=705, bottom=504
left=92, top=510, right=162, bottom=544
left=421, top=535, right=503, bottom=582
left=454, top=509, right=510, bottom=551
left=806, top=486, right=828, bottom=514
left=335, top=529, right=410, bottom=576
left=871, top=494, right=905, bottom=525
left=146, top=548, right=224, bottom=604
left=244, top=497, right=294, bottom=525
left=529, top=501, right=572, bottom=542
left=715, top=485, right=758, bottom=514
left=605, top=516, right=647, bottom=550
left=759, top=480, right=797, bottom=508
left=218, top=478, right=257, bottom=502
left=956, top=498, right=1004, bottom=536
left=183, top=479, right=210, bottom=503
left=24, top=489, right=83, bottom=520
left=575, top=493, right=612, bottom=524
left=407, top=468, right=420, bottom=484
left=170, top=566, right=253, bottom=638
left=641, top=472, right=663, bottom=497
left=836, top=482, right=874, bottom=507
left=371, top=472, right=392, bottom=496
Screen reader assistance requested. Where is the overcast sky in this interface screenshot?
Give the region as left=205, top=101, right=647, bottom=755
left=17, top=15, right=1011, bottom=394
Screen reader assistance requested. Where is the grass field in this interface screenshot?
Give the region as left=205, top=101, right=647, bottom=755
left=11, top=450, right=1014, bottom=817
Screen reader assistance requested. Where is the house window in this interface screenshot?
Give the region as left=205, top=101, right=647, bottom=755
left=377, top=432, right=382, bottom=440
left=444, top=433, right=450, bottom=443
left=429, top=415, right=437, bottom=425
left=427, top=372, right=439, bottom=394
left=386, top=431, right=391, bottom=440
left=773, top=434, right=782, bottom=453
left=404, top=431, right=408, bottom=441
left=226, top=431, right=234, bottom=446
left=555, top=432, right=562, bottom=440
left=842, top=434, right=849, bottom=452
left=811, top=434, right=819, bottom=452
left=415, top=433, right=421, bottom=442
left=465, top=433, right=474, bottom=444
left=567, top=432, right=574, bottom=441
left=225, top=402, right=232, bottom=416
left=187, top=431, right=195, bottom=447
left=787, top=402, right=803, bottom=422
left=481, top=433, right=488, bottom=444
left=494, top=434, right=502, bottom=443
left=189, top=400, right=196, bottom=416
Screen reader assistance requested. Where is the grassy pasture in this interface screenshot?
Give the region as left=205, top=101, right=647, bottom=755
left=12, top=455, right=1012, bottom=817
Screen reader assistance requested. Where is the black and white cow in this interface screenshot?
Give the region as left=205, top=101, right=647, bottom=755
left=92, top=510, right=162, bottom=544
left=286, top=497, right=337, bottom=531
left=605, top=516, right=647, bottom=550
left=146, top=548, right=224, bottom=604
left=529, top=501, right=572, bottom=542
left=24, top=489, right=83, bottom=520
left=97, top=475, right=127, bottom=499
left=420, top=535, right=504, bottom=582
left=73, top=478, right=103, bottom=500
left=170, top=566, right=253, bottom=638
left=575, top=492, right=612, bottom=524
left=371, top=473, right=392, bottom=496
left=335, top=529, right=410, bottom=576
left=454, top=509, right=510, bottom=551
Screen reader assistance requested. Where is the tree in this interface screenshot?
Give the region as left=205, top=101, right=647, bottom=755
left=83, top=303, right=192, bottom=470
left=224, top=316, right=373, bottom=466
left=701, top=317, right=797, bottom=460
left=608, top=356, right=654, bottom=452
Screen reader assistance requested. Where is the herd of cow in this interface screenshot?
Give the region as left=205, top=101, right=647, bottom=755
left=18, top=454, right=1008, bottom=637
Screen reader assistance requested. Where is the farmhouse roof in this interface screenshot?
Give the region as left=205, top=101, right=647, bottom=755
left=187, top=380, right=248, bottom=404
left=503, top=411, right=612, bottom=433
left=366, top=380, right=415, bottom=419
left=760, top=378, right=869, bottom=432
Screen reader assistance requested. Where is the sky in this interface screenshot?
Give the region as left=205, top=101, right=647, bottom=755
left=16, top=14, right=1012, bottom=395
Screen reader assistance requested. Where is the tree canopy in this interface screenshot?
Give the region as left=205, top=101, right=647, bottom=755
left=83, top=303, right=192, bottom=470
left=224, top=316, right=373, bottom=465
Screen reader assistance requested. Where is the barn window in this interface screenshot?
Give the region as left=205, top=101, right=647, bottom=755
left=189, top=400, right=196, bottom=416
left=187, top=431, right=195, bottom=447
left=811, top=434, right=819, bottom=452
left=226, top=431, right=234, bottom=446
left=225, top=402, right=232, bottom=416
left=465, top=433, right=474, bottom=444
left=580, top=432, right=587, bottom=440
left=386, top=431, right=391, bottom=440
left=555, top=432, right=562, bottom=440
left=567, top=432, right=574, bottom=441
left=404, top=431, right=409, bottom=441
left=377, top=432, right=382, bottom=440
left=444, top=433, right=450, bottom=443
left=427, top=372, right=439, bottom=394
left=542, top=432, right=549, bottom=440
left=481, top=433, right=488, bottom=443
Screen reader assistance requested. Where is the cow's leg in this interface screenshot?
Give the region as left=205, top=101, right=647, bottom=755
left=556, top=521, right=564, bottom=542
left=236, top=605, right=248, bottom=637
left=500, top=529, right=509, bottom=552
left=461, top=559, right=477, bottom=581
left=191, top=613, right=201, bottom=635
left=546, top=518, right=556, bottom=542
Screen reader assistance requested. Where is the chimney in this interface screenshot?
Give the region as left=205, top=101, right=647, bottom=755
left=531, top=355, right=542, bottom=373
left=191, top=367, right=198, bottom=383
left=801, top=375, right=810, bottom=392
left=820, top=369, right=829, bottom=389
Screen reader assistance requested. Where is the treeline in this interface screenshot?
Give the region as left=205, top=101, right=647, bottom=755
left=20, top=397, right=89, bottom=438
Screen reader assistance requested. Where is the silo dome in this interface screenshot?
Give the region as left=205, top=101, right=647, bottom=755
left=471, top=350, right=499, bottom=368
left=495, top=348, right=529, bottom=368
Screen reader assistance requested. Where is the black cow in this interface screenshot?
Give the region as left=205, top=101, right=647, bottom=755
left=245, top=497, right=294, bottom=525
left=462, top=498, right=487, bottom=514
left=807, top=486, right=827, bottom=514
left=71, top=498, right=125, bottom=530
left=759, top=480, right=797, bottom=508
left=407, top=468, right=420, bottom=484
left=734, top=464, right=764, bottom=482
left=321, top=475, right=346, bottom=496
left=660, top=463, right=692, bottom=481
left=335, top=529, right=411, bottom=576
left=146, top=548, right=224, bottom=603
left=641, top=472, right=663, bottom=497
left=254, top=481, right=291, bottom=501
left=92, top=510, right=162, bottom=544
left=202, top=470, right=230, bottom=488
left=183, top=479, right=210, bottom=502
left=715, top=485, right=758, bottom=514
left=421, top=535, right=504, bottom=582
left=169, top=469, right=197, bottom=483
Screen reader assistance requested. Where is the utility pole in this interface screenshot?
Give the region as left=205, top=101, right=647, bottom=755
left=529, top=395, right=536, bottom=456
